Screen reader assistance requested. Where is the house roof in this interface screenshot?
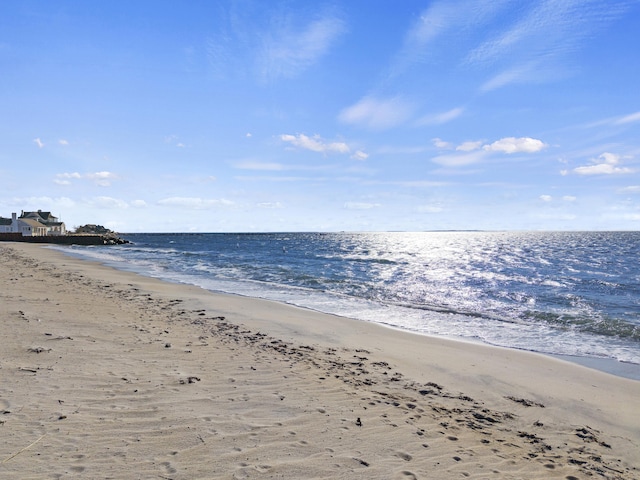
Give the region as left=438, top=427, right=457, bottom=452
left=20, top=210, right=59, bottom=224
left=0, top=217, right=12, bottom=226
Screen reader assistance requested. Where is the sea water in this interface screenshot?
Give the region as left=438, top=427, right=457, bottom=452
left=57, top=231, right=640, bottom=372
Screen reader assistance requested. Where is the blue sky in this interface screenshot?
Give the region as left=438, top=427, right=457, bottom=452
left=1, top=0, right=640, bottom=232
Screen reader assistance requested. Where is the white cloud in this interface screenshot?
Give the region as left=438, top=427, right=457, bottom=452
left=540, top=195, right=553, bottom=202
left=235, top=175, right=317, bottom=183
left=351, top=150, right=369, bottom=161
left=86, top=171, right=118, bottom=187
left=573, top=152, right=634, bottom=175
left=416, top=204, right=444, bottom=213
left=7, top=196, right=75, bottom=209
left=55, top=171, right=118, bottom=187
left=618, top=186, right=640, bottom=194
left=58, top=139, right=69, bottom=146
left=339, top=96, right=413, bottom=130
left=33, top=138, right=44, bottom=148
left=54, top=172, right=82, bottom=185
left=157, top=197, right=235, bottom=209
left=483, top=137, right=546, bottom=154
left=280, top=133, right=351, bottom=154
left=417, top=107, right=464, bottom=126
left=234, top=161, right=285, bottom=171
left=432, top=138, right=453, bottom=149
left=343, top=202, right=381, bottom=210
left=431, top=136, right=546, bottom=166
left=91, top=196, right=129, bottom=209
left=563, top=195, right=577, bottom=202
left=131, top=200, right=148, bottom=208
left=432, top=150, right=488, bottom=167
left=456, top=141, right=483, bottom=152
left=257, top=202, right=283, bottom=209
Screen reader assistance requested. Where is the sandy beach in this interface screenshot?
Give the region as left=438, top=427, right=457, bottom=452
left=1, top=243, right=638, bottom=479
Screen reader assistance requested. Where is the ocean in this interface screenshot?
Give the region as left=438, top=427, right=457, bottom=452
left=55, top=231, right=640, bottom=375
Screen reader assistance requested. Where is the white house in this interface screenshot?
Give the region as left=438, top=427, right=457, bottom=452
left=0, top=211, right=66, bottom=236
left=0, top=214, right=15, bottom=233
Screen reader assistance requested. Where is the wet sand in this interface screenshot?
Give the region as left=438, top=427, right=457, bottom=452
left=1, top=243, right=638, bottom=479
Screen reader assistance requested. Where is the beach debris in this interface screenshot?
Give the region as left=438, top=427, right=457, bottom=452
left=27, top=347, right=51, bottom=354
left=356, top=417, right=362, bottom=427
left=1, top=434, right=46, bottom=464
left=575, top=426, right=611, bottom=448
left=353, top=457, right=369, bottom=467
left=505, top=396, right=545, bottom=408
left=179, top=376, right=201, bottom=384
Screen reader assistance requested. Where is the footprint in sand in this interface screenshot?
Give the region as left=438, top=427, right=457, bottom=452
left=395, top=471, right=417, bottom=479
left=395, top=451, right=412, bottom=461
left=159, top=461, right=177, bottom=474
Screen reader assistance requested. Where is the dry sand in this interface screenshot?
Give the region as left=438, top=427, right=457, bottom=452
left=1, top=242, right=639, bottom=479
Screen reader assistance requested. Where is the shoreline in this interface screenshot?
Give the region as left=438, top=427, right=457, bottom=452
left=47, top=242, right=640, bottom=381
left=2, top=242, right=639, bottom=478
left=54, top=243, right=640, bottom=382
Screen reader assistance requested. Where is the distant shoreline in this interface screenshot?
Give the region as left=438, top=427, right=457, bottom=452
left=0, top=232, right=128, bottom=245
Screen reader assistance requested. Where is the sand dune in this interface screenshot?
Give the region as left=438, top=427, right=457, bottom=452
left=1, top=243, right=638, bottom=479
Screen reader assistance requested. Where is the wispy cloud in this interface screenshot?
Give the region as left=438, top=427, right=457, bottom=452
left=33, top=138, right=44, bottom=148
left=280, top=133, right=350, bottom=154
left=616, top=111, right=640, bottom=125
left=588, top=111, right=640, bottom=128
left=480, top=62, right=541, bottom=92
left=432, top=136, right=546, bottom=167
left=339, top=96, right=414, bottom=130
left=386, top=0, right=630, bottom=95
left=343, top=202, right=381, bottom=210
left=351, top=150, right=369, bottom=161
left=7, top=196, right=75, bottom=209
left=236, top=175, right=326, bottom=183
left=257, top=202, right=283, bottom=209
left=90, top=196, right=129, bottom=209
left=432, top=138, right=453, bottom=149
left=259, top=15, right=346, bottom=81
left=432, top=150, right=489, bottom=167
left=468, top=0, right=626, bottom=66
left=416, top=204, right=444, bottom=213
left=456, top=141, right=483, bottom=152
left=468, top=0, right=631, bottom=90
left=569, top=152, right=635, bottom=175
left=157, top=197, right=235, bottom=209
left=206, top=6, right=345, bottom=83
left=233, top=161, right=287, bottom=171
left=393, top=0, right=508, bottom=75
left=617, top=186, right=640, bottom=194
left=416, top=107, right=464, bottom=126
left=55, top=171, right=118, bottom=187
